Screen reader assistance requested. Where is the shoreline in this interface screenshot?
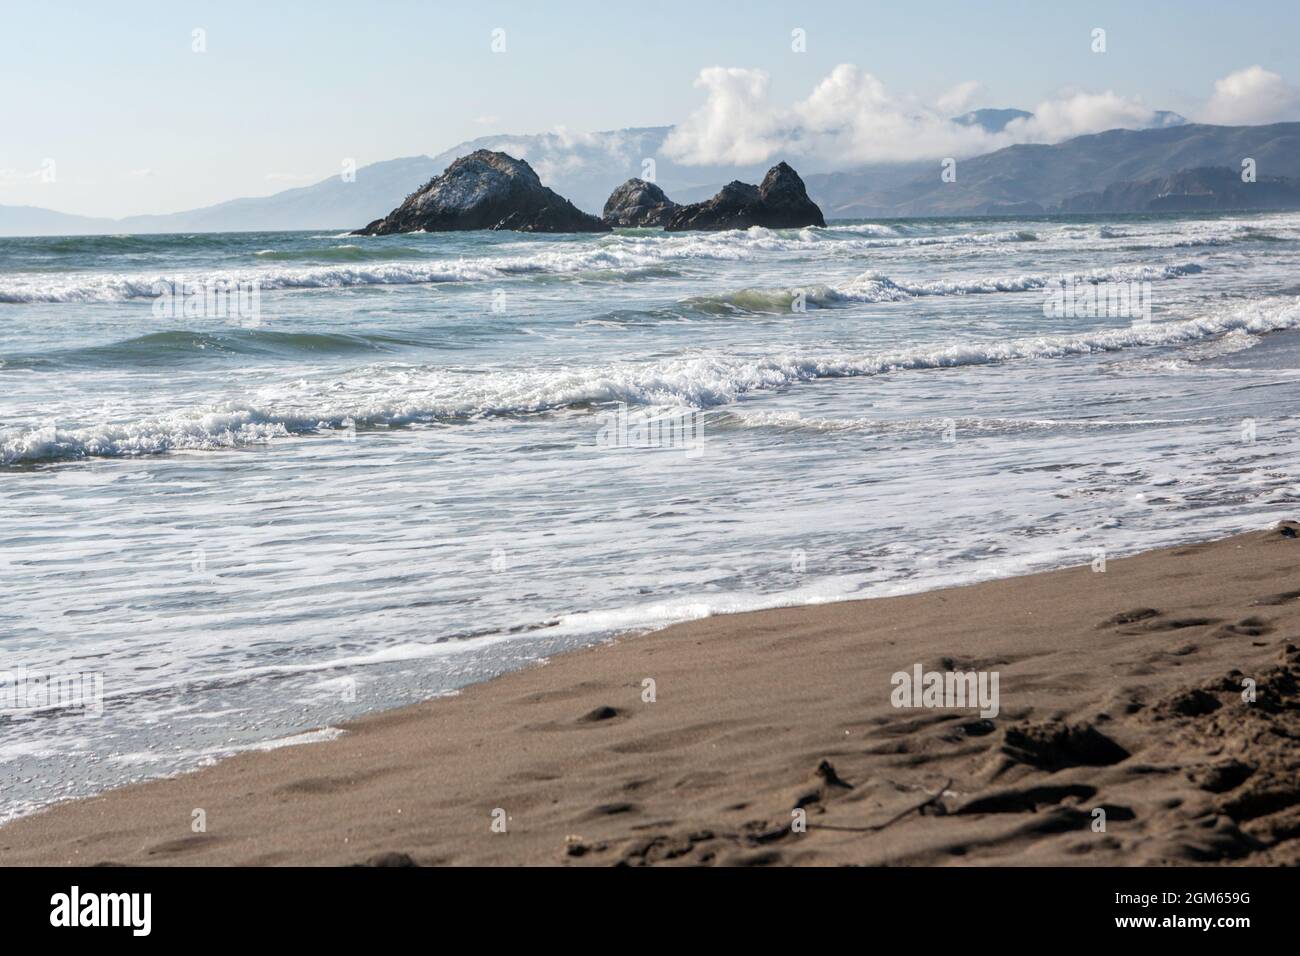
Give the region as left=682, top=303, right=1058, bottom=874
left=3, top=522, right=1299, bottom=866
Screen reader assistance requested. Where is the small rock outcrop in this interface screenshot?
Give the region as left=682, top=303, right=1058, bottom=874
left=601, top=179, right=678, bottom=227
left=354, top=150, right=609, bottom=235
left=664, top=162, right=825, bottom=231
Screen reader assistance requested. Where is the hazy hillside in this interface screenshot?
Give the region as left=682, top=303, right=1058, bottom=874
left=120, top=156, right=441, bottom=233
left=1060, top=165, right=1300, bottom=213
left=0, top=128, right=774, bottom=235
left=809, top=122, right=1300, bottom=216
left=952, top=108, right=1033, bottom=132
left=0, top=156, right=441, bottom=236
left=0, top=205, right=119, bottom=236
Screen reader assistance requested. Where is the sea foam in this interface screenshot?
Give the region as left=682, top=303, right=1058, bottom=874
left=5, top=294, right=1296, bottom=465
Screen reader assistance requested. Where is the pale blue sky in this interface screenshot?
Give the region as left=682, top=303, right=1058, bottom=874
left=2, top=0, right=1297, bottom=217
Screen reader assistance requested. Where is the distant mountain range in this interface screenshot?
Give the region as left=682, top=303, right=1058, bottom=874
left=0, top=156, right=440, bottom=237
left=953, top=107, right=1186, bottom=134
left=1059, top=165, right=1300, bottom=213
left=5, top=114, right=1300, bottom=236
left=0, top=128, right=770, bottom=236
left=807, top=122, right=1300, bottom=216
left=951, top=108, right=1033, bottom=132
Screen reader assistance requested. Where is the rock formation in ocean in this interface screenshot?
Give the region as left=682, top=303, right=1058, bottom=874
left=354, top=150, right=610, bottom=235
left=664, top=162, right=825, bottom=231
left=601, top=179, right=679, bottom=227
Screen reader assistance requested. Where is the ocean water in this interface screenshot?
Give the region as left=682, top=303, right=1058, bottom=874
left=3, top=213, right=1300, bottom=821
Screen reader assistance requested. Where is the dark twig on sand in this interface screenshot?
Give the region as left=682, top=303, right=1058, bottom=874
left=807, top=778, right=952, bottom=834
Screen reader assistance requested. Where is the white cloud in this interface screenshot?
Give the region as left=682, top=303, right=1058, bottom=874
left=663, top=67, right=786, bottom=165
left=1008, top=91, right=1156, bottom=142
left=790, top=65, right=1003, bottom=163
left=936, top=80, right=983, bottom=116
left=663, top=64, right=1163, bottom=167
left=1201, top=66, right=1300, bottom=125
left=662, top=63, right=1298, bottom=169
left=0, top=166, right=49, bottom=187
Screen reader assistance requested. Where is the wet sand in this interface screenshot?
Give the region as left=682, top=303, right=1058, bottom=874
left=3, top=522, right=1299, bottom=866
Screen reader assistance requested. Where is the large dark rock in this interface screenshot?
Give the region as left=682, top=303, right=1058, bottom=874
left=664, top=162, right=825, bottom=231
left=602, top=179, right=678, bottom=227
left=753, top=162, right=828, bottom=227
left=354, top=150, right=609, bottom=235
left=666, top=181, right=761, bottom=232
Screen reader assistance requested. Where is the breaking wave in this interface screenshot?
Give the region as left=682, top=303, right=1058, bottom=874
left=1, top=329, right=430, bottom=369
left=684, top=263, right=1204, bottom=313
left=0, top=225, right=1058, bottom=303
left=5, top=294, right=1295, bottom=465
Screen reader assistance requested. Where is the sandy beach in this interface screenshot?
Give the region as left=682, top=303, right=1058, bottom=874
left=3, top=521, right=1298, bottom=867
